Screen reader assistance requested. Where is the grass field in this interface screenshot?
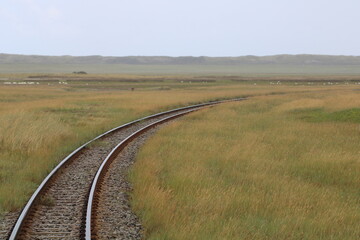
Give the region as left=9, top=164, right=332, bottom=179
left=130, top=88, right=360, bottom=239
left=0, top=77, right=315, bottom=213
left=2, top=63, right=360, bottom=75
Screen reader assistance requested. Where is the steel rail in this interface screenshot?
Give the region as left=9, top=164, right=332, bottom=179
left=8, top=97, right=245, bottom=240
left=85, top=108, right=199, bottom=239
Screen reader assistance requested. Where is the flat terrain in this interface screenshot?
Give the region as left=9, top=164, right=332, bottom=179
left=2, top=63, right=360, bottom=75
left=2, top=54, right=360, bottom=75
left=0, top=74, right=359, bottom=239
left=0, top=75, right=291, bottom=212
left=131, top=88, right=360, bottom=239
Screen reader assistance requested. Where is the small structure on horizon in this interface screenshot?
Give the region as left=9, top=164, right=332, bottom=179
left=73, top=71, right=87, bottom=74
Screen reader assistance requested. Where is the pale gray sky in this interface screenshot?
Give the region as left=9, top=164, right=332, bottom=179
left=1, top=0, right=360, bottom=56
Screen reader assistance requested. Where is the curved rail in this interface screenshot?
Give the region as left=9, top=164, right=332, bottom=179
left=8, top=97, right=245, bottom=240
left=85, top=108, right=199, bottom=239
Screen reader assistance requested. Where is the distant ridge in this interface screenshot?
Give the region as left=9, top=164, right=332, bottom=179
left=1, top=53, right=360, bottom=65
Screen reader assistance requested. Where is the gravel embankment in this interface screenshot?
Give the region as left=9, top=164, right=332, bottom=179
left=94, top=125, right=164, bottom=239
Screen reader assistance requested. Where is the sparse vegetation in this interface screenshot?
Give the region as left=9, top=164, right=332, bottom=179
left=39, top=196, right=55, bottom=207
left=130, top=89, right=360, bottom=239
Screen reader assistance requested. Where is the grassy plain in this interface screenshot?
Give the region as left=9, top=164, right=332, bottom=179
left=0, top=76, right=316, bottom=213
left=130, top=88, right=360, bottom=239
left=2, top=63, right=360, bottom=75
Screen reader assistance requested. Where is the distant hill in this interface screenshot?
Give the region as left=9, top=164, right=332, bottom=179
left=1, top=53, right=360, bottom=65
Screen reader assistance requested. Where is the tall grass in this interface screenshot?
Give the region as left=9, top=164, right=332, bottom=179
left=130, top=90, right=360, bottom=239
left=0, top=81, right=310, bottom=213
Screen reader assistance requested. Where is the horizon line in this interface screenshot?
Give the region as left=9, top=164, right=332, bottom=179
left=2, top=53, right=360, bottom=58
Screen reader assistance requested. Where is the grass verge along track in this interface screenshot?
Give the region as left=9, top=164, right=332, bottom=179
left=130, top=90, right=360, bottom=240
left=6, top=99, right=243, bottom=240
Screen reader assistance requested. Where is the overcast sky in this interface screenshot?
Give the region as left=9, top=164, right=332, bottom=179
left=1, top=0, right=360, bottom=56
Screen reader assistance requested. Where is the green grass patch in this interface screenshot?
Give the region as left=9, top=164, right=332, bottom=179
left=291, top=108, right=360, bottom=123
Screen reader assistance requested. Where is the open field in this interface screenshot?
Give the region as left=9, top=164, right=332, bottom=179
left=0, top=74, right=359, bottom=238
left=2, top=63, right=360, bottom=75
left=130, top=88, right=360, bottom=239
left=0, top=76, right=327, bottom=213
left=2, top=54, right=360, bottom=75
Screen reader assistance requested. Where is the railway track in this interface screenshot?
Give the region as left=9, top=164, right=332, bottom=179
left=7, top=98, right=245, bottom=240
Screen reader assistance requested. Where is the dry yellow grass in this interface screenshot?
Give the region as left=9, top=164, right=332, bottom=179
left=1, top=81, right=318, bottom=212
left=130, top=89, right=360, bottom=239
